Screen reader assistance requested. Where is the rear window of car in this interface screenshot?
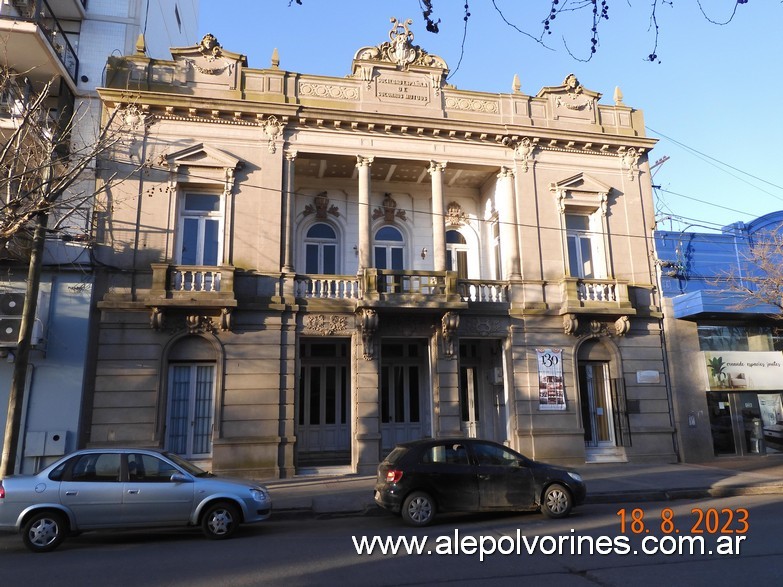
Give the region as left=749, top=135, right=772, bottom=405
left=384, top=447, right=409, bottom=465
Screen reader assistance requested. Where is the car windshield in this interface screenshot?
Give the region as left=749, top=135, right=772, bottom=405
left=163, top=452, right=212, bottom=476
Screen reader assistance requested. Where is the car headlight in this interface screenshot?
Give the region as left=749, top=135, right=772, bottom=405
left=250, top=487, right=269, bottom=502
left=567, top=472, right=583, bottom=483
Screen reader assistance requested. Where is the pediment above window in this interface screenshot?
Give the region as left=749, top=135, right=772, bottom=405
left=164, top=143, right=242, bottom=192
left=550, top=173, right=613, bottom=215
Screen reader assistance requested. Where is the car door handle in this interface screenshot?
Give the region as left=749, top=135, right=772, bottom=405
left=65, top=491, right=77, bottom=496
left=127, top=489, right=140, bottom=494
left=478, top=474, right=490, bottom=480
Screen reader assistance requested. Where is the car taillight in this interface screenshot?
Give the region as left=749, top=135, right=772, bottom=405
left=0, top=482, right=4, bottom=499
left=385, top=470, right=403, bottom=483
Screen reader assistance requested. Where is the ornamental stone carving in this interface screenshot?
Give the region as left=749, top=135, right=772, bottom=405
left=359, top=308, right=379, bottom=360
left=441, top=311, right=460, bottom=359
left=298, top=82, right=359, bottom=101
left=446, top=201, right=469, bottom=227
left=444, top=97, right=499, bottom=113
left=354, top=18, right=448, bottom=71
left=260, top=115, right=283, bottom=153
left=614, top=316, right=631, bottom=337
left=304, top=314, right=349, bottom=336
left=620, top=147, right=641, bottom=181
left=373, top=193, right=407, bottom=223
left=513, top=137, right=535, bottom=173
left=563, top=314, right=579, bottom=336
left=303, top=191, right=340, bottom=219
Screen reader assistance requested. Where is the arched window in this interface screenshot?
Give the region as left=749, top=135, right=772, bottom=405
left=446, top=230, right=468, bottom=278
left=304, top=223, right=338, bottom=274
left=374, top=226, right=404, bottom=270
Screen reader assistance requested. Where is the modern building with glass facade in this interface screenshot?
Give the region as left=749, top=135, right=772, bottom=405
left=656, top=212, right=783, bottom=461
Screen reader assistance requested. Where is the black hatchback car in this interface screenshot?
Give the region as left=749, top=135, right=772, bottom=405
left=374, top=438, right=586, bottom=526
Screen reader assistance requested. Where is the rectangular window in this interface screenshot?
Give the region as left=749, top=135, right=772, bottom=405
left=566, top=213, right=596, bottom=278
left=177, top=193, right=223, bottom=266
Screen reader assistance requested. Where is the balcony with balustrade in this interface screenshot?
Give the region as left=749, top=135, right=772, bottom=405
left=147, top=263, right=237, bottom=309
left=558, top=276, right=636, bottom=316
left=294, top=269, right=512, bottom=312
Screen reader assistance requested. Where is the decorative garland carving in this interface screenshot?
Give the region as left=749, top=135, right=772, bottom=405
left=304, top=314, right=349, bottom=335
left=555, top=73, right=594, bottom=112
left=461, top=317, right=507, bottom=337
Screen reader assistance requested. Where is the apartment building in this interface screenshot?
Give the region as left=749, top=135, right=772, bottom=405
left=0, top=0, right=198, bottom=473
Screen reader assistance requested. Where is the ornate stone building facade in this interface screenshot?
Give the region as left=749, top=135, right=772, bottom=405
left=92, top=20, right=675, bottom=477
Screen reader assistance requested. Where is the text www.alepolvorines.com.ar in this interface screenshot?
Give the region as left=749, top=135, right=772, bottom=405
left=352, top=530, right=747, bottom=561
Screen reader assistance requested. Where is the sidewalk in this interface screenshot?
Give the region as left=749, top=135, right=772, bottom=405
left=263, top=456, right=783, bottom=517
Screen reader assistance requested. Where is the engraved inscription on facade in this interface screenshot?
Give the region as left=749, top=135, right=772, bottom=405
left=376, top=74, right=430, bottom=105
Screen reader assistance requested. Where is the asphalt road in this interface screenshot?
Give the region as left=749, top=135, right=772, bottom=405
left=1, top=495, right=781, bottom=586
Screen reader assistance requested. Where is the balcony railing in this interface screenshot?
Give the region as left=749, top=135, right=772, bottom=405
left=559, top=277, right=633, bottom=313
left=293, top=271, right=514, bottom=306
left=295, top=275, right=362, bottom=299
left=149, top=263, right=235, bottom=304
left=457, top=279, right=509, bottom=303
left=8, top=0, right=79, bottom=81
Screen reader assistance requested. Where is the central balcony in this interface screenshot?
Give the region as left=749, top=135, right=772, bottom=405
left=295, top=270, right=510, bottom=310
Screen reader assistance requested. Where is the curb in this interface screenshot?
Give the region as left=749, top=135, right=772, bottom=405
left=270, top=484, right=783, bottom=519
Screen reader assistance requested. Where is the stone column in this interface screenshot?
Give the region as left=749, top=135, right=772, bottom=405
left=498, top=166, right=521, bottom=279
left=282, top=150, right=297, bottom=272
left=428, top=161, right=447, bottom=271
left=356, top=155, right=374, bottom=274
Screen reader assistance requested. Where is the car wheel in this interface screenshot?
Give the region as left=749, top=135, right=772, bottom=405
left=541, top=484, right=572, bottom=518
left=201, top=501, right=240, bottom=540
left=22, top=511, right=68, bottom=553
left=401, top=491, right=436, bottom=527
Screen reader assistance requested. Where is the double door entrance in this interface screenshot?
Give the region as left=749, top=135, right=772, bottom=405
left=297, top=340, right=350, bottom=466
left=380, top=341, right=430, bottom=452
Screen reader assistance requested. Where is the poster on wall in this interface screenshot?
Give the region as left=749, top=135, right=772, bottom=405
left=703, top=350, right=783, bottom=391
left=537, top=348, right=565, bottom=411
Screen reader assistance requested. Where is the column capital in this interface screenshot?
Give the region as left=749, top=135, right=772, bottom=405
left=284, top=149, right=298, bottom=162
left=428, top=160, right=448, bottom=174
left=498, top=165, right=515, bottom=179
left=356, top=155, right=374, bottom=168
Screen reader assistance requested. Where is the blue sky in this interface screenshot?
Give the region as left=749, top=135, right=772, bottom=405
left=199, top=1, right=783, bottom=233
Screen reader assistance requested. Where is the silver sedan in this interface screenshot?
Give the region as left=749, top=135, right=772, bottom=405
left=0, top=448, right=271, bottom=552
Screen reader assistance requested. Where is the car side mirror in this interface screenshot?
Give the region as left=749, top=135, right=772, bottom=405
left=170, top=473, right=192, bottom=483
